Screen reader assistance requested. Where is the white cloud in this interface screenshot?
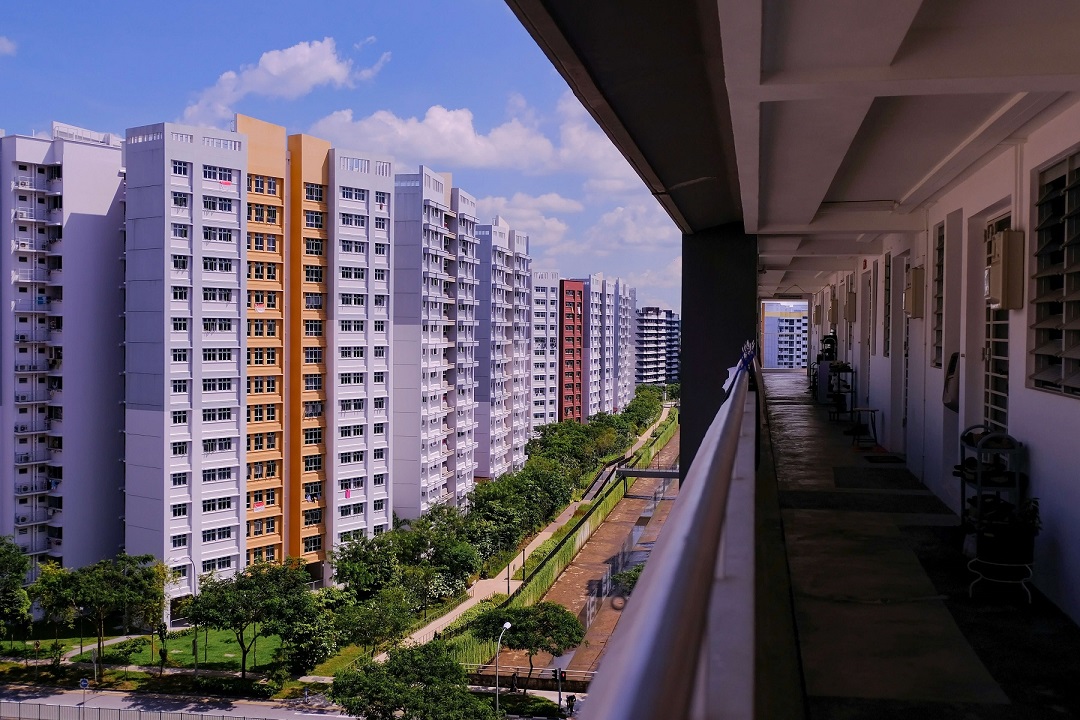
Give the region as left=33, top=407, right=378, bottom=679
left=582, top=199, right=681, bottom=255
left=627, top=255, right=683, bottom=291
left=476, top=192, right=584, bottom=257
left=311, top=106, right=556, bottom=171
left=183, top=38, right=386, bottom=126
left=0, top=36, right=15, bottom=56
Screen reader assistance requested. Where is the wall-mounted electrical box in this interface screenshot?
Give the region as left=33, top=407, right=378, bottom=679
left=827, top=302, right=837, bottom=324
left=985, top=230, right=1024, bottom=310
left=904, top=265, right=925, bottom=318
left=843, top=291, right=857, bottom=322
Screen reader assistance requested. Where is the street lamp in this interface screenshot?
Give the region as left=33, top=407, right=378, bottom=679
left=495, top=621, right=512, bottom=714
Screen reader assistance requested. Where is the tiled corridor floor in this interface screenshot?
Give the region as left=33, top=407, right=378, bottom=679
left=762, top=371, right=1080, bottom=719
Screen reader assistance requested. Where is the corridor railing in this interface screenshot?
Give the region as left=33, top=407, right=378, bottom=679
left=581, top=343, right=759, bottom=720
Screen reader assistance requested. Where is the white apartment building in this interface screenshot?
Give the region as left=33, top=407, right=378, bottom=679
left=124, top=122, right=249, bottom=600
left=323, top=146, right=396, bottom=556
left=1, top=123, right=126, bottom=582
left=636, top=306, right=680, bottom=385
left=449, top=186, right=481, bottom=505
left=477, top=217, right=531, bottom=479
left=392, top=167, right=479, bottom=516
left=613, top=279, right=637, bottom=411
left=508, top=228, right=532, bottom=470
left=531, top=271, right=561, bottom=429
left=579, top=274, right=606, bottom=417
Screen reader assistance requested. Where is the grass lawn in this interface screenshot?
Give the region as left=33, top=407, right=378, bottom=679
left=474, top=689, right=564, bottom=717
left=72, top=627, right=281, bottom=673
left=311, top=644, right=370, bottom=677
left=0, top=622, right=115, bottom=659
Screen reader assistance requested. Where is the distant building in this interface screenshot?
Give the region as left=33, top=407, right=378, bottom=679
left=558, top=278, right=585, bottom=422
left=636, top=306, right=680, bottom=385
left=762, top=302, right=808, bottom=369
left=531, top=271, right=561, bottom=429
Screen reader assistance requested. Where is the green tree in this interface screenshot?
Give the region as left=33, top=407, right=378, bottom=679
left=331, top=534, right=401, bottom=601
left=266, top=581, right=339, bottom=675
left=29, top=562, right=77, bottom=642
left=73, top=554, right=160, bottom=660
left=190, top=558, right=311, bottom=678
left=331, top=640, right=496, bottom=720
left=0, top=536, right=31, bottom=642
left=473, top=602, right=584, bottom=692
left=666, top=383, right=681, bottom=400
left=336, top=585, right=414, bottom=656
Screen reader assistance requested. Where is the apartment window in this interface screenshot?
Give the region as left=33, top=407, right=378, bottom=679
left=340, top=320, right=365, bottom=332
left=1031, top=160, right=1077, bottom=393
left=304, top=374, right=323, bottom=391
left=930, top=223, right=946, bottom=368
left=374, top=217, right=387, bottom=230
left=172, top=317, right=189, bottom=332
left=202, top=288, right=233, bottom=303
left=341, top=186, right=366, bottom=200
left=171, top=503, right=188, bottom=518
left=172, top=192, right=189, bottom=208
left=305, top=183, right=324, bottom=202
left=171, top=411, right=188, bottom=425
left=202, top=527, right=233, bottom=542
left=340, top=503, right=365, bottom=517
left=203, top=165, right=234, bottom=182
left=172, top=160, right=189, bottom=176
left=373, top=447, right=385, bottom=460
left=203, top=226, right=234, bottom=243
left=172, top=254, right=190, bottom=270
left=303, top=509, right=323, bottom=526
left=375, top=243, right=387, bottom=256
left=202, top=497, right=233, bottom=512
left=374, top=346, right=386, bottom=358
left=202, top=437, right=234, bottom=453
left=374, top=371, right=385, bottom=383
left=201, top=407, right=233, bottom=422
left=340, top=424, right=364, bottom=438
left=202, top=318, right=233, bottom=332
left=303, top=535, right=323, bottom=553
left=340, top=346, right=364, bottom=359
left=304, top=320, right=324, bottom=337
left=171, top=441, right=188, bottom=457
left=203, top=467, right=233, bottom=482
left=341, top=240, right=367, bottom=254
left=305, top=265, right=324, bottom=283
left=202, top=556, right=232, bottom=573
left=305, top=238, right=324, bottom=256
left=304, top=292, right=324, bottom=310
left=304, top=428, right=323, bottom=445
left=172, top=379, right=188, bottom=393
left=373, top=422, right=385, bottom=435
left=340, top=266, right=366, bottom=280
left=374, top=320, right=385, bottom=332
left=203, top=257, right=233, bottom=272
left=304, top=454, right=323, bottom=472
left=171, top=472, right=189, bottom=487
left=340, top=398, right=366, bottom=411
left=202, top=378, right=233, bottom=392
left=340, top=293, right=366, bottom=306
left=373, top=295, right=387, bottom=307
left=373, top=499, right=385, bottom=512
left=304, top=401, right=324, bottom=418
left=883, top=253, right=892, bottom=358
left=203, top=197, right=233, bottom=213
left=340, top=450, right=365, bottom=464
left=373, top=397, right=386, bottom=410
left=375, top=191, right=389, bottom=205
left=373, top=268, right=386, bottom=281
left=171, top=223, right=190, bottom=239
left=172, top=286, right=189, bottom=301
left=340, top=372, right=365, bottom=385
left=341, top=213, right=366, bottom=227
left=305, top=347, right=324, bottom=364
left=304, top=210, right=324, bottom=228
left=374, top=473, right=386, bottom=486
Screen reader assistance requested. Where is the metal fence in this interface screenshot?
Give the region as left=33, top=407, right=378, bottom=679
left=0, top=702, right=276, bottom=720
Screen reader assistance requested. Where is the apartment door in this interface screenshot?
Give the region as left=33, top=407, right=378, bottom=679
left=860, top=270, right=872, bottom=404
left=983, top=214, right=1011, bottom=433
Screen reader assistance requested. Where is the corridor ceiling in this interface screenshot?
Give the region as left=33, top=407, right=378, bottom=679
left=506, top=0, right=1080, bottom=297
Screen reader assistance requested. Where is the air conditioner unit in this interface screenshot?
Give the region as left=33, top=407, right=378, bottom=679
left=18, top=425, right=27, bottom=432
left=903, top=266, right=925, bottom=318
left=17, top=334, right=27, bottom=342
left=19, top=485, right=30, bottom=493
left=985, top=230, right=1024, bottom=310
left=18, top=516, right=28, bottom=523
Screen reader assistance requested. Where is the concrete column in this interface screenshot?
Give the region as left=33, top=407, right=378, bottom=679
left=681, top=223, right=757, bottom=479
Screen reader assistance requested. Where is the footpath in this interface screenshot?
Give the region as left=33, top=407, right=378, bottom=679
left=300, top=405, right=674, bottom=682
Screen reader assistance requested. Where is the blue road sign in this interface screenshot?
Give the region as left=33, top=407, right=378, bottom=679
left=79, top=678, right=89, bottom=689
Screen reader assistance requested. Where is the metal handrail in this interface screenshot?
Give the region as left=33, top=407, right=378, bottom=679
left=581, top=344, right=756, bottom=720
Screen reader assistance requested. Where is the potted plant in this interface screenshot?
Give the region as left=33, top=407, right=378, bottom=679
left=977, top=498, right=1041, bottom=565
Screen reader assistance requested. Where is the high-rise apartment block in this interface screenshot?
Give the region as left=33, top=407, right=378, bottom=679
left=636, top=306, right=681, bottom=385
left=558, top=279, right=585, bottom=422
left=2, top=123, right=126, bottom=582
left=476, top=217, right=531, bottom=480
left=613, top=278, right=636, bottom=412
left=124, top=117, right=394, bottom=610
left=393, top=167, right=480, bottom=516
left=530, top=271, right=560, bottom=429
left=761, top=301, right=808, bottom=369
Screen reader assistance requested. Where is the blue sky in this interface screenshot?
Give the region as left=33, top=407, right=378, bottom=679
left=0, top=0, right=681, bottom=310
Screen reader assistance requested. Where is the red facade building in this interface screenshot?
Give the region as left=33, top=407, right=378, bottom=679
left=559, top=279, right=585, bottom=422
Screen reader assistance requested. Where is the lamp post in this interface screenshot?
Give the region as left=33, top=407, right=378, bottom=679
left=495, top=621, right=512, bottom=715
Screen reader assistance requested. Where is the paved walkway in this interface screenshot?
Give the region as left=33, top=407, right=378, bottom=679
left=762, top=370, right=1080, bottom=719
left=299, top=407, right=675, bottom=681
